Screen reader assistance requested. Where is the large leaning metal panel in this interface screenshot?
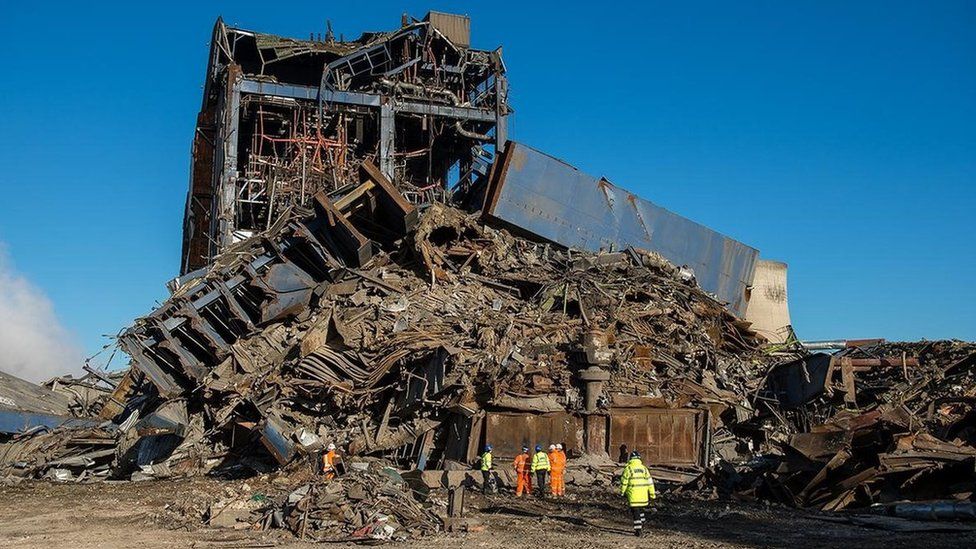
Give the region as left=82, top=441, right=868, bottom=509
left=483, top=142, right=760, bottom=317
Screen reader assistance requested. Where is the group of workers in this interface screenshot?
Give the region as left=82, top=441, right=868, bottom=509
left=480, top=443, right=566, bottom=498
left=323, top=440, right=654, bottom=538
left=481, top=444, right=656, bottom=537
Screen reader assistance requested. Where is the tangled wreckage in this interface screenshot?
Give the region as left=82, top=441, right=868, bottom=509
left=1, top=11, right=974, bottom=540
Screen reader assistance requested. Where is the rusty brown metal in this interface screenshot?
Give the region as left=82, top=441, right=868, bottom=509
left=484, top=412, right=582, bottom=458
left=840, top=357, right=857, bottom=406
left=358, top=161, right=419, bottom=236
left=845, top=357, right=920, bottom=369
left=312, top=191, right=373, bottom=267
left=425, top=11, right=471, bottom=48
left=97, top=370, right=138, bottom=421
left=609, top=408, right=709, bottom=467
left=583, top=415, right=608, bottom=455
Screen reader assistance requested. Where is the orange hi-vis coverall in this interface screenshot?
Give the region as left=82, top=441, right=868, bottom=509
left=513, top=451, right=533, bottom=496
left=322, top=450, right=337, bottom=479
left=548, top=449, right=566, bottom=496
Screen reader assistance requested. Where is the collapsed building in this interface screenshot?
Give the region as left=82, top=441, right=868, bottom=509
left=0, top=11, right=972, bottom=537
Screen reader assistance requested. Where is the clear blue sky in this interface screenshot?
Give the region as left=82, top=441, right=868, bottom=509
left=1, top=1, right=973, bottom=370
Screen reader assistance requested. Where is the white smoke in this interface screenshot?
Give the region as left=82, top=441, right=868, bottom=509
left=0, top=244, right=84, bottom=382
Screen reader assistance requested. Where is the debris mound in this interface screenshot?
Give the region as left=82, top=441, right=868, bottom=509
left=736, top=340, right=976, bottom=510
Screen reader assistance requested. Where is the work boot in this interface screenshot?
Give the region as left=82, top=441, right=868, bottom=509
left=635, top=529, right=642, bottom=538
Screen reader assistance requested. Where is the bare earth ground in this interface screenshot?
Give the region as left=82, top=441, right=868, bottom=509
left=1, top=479, right=973, bottom=549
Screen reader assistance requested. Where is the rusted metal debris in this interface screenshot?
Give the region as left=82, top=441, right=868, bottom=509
left=182, top=459, right=442, bottom=541
left=0, top=169, right=766, bottom=491
left=716, top=340, right=976, bottom=512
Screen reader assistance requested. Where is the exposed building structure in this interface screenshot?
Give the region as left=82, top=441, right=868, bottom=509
left=181, top=12, right=508, bottom=273
left=176, top=11, right=783, bottom=322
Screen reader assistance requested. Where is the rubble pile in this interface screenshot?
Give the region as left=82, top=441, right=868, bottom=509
left=737, top=340, right=976, bottom=510
left=187, top=460, right=442, bottom=541
left=262, top=466, right=441, bottom=541
left=0, top=425, right=118, bottom=482
left=42, top=369, right=125, bottom=418
left=5, top=188, right=969, bottom=520
left=0, top=198, right=764, bottom=487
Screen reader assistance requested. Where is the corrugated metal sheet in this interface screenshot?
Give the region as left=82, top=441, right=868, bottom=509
left=425, top=11, right=470, bottom=48
left=483, top=142, right=759, bottom=317
left=484, top=412, right=582, bottom=458
left=609, top=408, right=708, bottom=467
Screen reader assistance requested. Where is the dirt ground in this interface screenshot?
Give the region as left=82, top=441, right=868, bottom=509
left=0, top=478, right=973, bottom=549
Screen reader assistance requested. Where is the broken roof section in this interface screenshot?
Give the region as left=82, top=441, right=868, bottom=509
left=483, top=142, right=760, bottom=316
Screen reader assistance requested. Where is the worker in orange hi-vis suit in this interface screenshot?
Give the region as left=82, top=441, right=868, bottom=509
left=322, top=443, right=338, bottom=479
left=513, top=446, right=533, bottom=497
left=550, top=443, right=567, bottom=496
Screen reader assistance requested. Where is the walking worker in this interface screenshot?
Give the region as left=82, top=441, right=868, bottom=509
left=619, top=450, right=656, bottom=537
left=480, top=444, right=494, bottom=493
left=550, top=443, right=567, bottom=497
left=530, top=444, right=551, bottom=497
left=513, top=445, right=533, bottom=497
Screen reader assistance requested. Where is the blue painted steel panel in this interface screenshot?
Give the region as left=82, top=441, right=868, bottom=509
left=484, top=142, right=759, bottom=316
left=0, top=410, right=97, bottom=434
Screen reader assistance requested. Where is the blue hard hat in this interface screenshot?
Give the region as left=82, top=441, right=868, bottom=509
left=535, top=445, right=542, bottom=451
left=485, top=444, right=492, bottom=451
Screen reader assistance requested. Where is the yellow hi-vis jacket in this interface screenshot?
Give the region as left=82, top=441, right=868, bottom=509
left=531, top=451, right=551, bottom=472
left=480, top=451, right=493, bottom=471
left=620, top=457, right=656, bottom=507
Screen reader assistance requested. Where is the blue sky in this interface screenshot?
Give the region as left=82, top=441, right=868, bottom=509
left=0, top=1, right=973, bottom=375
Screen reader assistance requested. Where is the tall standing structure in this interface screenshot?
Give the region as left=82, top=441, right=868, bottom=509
left=181, top=12, right=509, bottom=273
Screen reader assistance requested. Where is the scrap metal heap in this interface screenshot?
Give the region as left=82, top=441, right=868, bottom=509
left=19, top=170, right=760, bottom=476
left=0, top=163, right=769, bottom=537
left=733, top=340, right=976, bottom=512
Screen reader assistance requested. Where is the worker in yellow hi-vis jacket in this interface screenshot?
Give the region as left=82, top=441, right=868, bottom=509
left=530, top=444, right=550, bottom=497
left=619, top=450, right=656, bottom=537
left=480, top=444, right=494, bottom=494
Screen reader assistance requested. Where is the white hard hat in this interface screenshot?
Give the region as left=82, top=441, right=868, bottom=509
left=327, top=443, right=336, bottom=451
left=548, top=444, right=556, bottom=450
left=556, top=443, right=563, bottom=450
